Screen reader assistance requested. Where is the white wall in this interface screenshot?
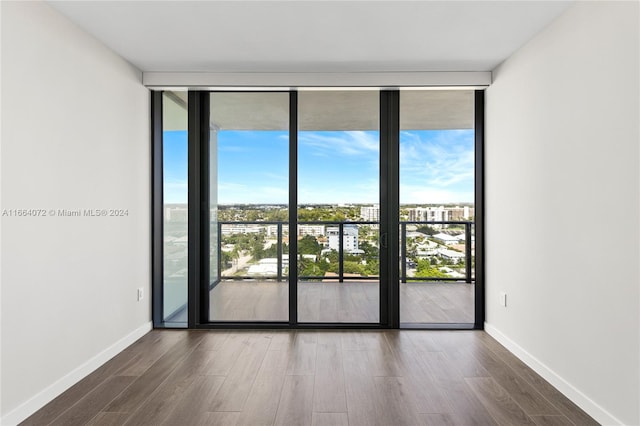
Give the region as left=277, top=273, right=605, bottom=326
left=485, top=2, right=639, bottom=425
left=0, top=2, right=151, bottom=424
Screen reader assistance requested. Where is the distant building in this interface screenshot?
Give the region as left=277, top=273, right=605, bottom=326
left=247, top=256, right=289, bottom=276
left=433, top=233, right=464, bottom=245
left=165, top=206, right=187, bottom=221
left=220, top=224, right=265, bottom=235
left=326, top=224, right=359, bottom=253
left=407, top=206, right=474, bottom=227
left=437, top=248, right=466, bottom=263
left=360, top=205, right=380, bottom=222
left=298, top=224, right=325, bottom=237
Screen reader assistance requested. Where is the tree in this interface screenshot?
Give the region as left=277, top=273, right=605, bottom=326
left=298, top=235, right=321, bottom=255
left=364, top=259, right=379, bottom=276
left=343, top=261, right=366, bottom=275
left=416, top=225, right=437, bottom=236
left=359, top=241, right=379, bottom=261
left=414, top=258, right=449, bottom=278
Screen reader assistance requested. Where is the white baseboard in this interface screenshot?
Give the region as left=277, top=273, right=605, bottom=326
left=1, top=321, right=152, bottom=426
left=484, top=322, right=623, bottom=426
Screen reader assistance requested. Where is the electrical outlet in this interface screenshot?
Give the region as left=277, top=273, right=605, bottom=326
left=499, top=291, right=507, bottom=307
left=137, top=288, right=144, bottom=301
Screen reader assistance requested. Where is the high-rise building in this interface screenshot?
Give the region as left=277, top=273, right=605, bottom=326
left=407, top=206, right=474, bottom=226
left=326, top=224, right=359, bottom=253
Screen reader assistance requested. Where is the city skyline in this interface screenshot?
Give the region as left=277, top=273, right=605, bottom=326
left=164, top=129, right=474, bottom=204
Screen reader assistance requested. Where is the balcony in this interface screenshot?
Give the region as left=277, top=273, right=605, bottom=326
left=207, top=220, right=475, bottom=324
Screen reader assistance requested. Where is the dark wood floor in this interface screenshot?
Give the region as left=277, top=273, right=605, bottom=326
left=22, top=330, right=597, bottom=426
left=209, top=281, right=473, bottom=324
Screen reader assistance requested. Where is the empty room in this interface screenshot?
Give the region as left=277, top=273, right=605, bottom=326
left=1, top=1, right=638, bottom=425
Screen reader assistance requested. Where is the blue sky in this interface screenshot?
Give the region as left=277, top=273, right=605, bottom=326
left=163, top=129, right=474, bottom=204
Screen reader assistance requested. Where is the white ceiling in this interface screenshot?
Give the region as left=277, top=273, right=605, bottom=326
left=48, top=1, right=573, bottom=73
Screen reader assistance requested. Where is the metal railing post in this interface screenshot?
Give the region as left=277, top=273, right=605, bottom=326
left=277, top=223, right=283, bottom=282
left=338, top=222, right=344, bottom=283
left=465, top=222, right=472, bottom=284
left=401, top=223, right=407, bottom=283
left=217, top=222, right=223, bottom=280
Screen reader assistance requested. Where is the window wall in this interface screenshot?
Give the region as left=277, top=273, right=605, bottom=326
left=153, top=89, right=483, bottom=329
left=161, top=91, right=188, bottom=325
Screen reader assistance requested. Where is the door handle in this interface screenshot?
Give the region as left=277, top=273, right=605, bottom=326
left=380, top=232, right=388, bottom=249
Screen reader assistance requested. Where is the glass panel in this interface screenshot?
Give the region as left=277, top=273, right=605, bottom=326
left=399, top=90, right=475, bottom=324
left=209, top=92, right=289, bottom=322
left=297, top=90, right=380, bottom=323
left=162, top=91, right=188, bottom=324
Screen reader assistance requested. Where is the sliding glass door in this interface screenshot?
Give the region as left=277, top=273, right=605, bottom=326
left=297, top=91, right=381, bottom=323
left=398, top=90, right=476, bottom=326
left=208, top=92, right=290, bottom=322
left=153, top=88, right=483, bottom=329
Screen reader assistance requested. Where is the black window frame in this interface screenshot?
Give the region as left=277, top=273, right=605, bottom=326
left=151, top=88, right=485, bottom=330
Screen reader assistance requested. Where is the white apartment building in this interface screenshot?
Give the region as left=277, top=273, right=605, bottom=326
left=220, top=224, right=265, bottom=235
left=360, top=205, right=380, bottom=222
left=407, top=206, right=474, bottom=227
left=326, top=224, right=359, bottom=253
left=298, top=224, right=325, bottom=237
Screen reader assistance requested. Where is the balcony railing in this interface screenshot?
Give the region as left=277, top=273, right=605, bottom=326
left=216, top=220, right=474, bottom=284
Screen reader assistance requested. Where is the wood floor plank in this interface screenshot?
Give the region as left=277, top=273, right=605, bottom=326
left=342, top=349, right=379, bottom=426
left=85, top=412, right=131, bottom=426
left=209, top=333, right=272, bottom=412
left=114, top=331, right=187, bottom=377
left=201, top=332, right=252, bottom=376
left=49, top=376, right=135, bottom=426
left=162, top=375, right=226, bottom=425
left=20, top=331, right=177, bottom=426
left=404, top=330, right=442, bottom=352
left=197, top=330, right=229, bottom=351
left=420, top=413, right=456, bottom=426
left=469, top=339, right=560, bottom=416
left=476, top=334, right=596, bottom=426
left=103, top=332, right=203, bottom=413
left=419, top=351, right=499, bottom=426
left=373, top=376, right=427, bottom=426
left=268, top=331, right=295, bottom=351
left=23, top=330, right=598, bottom=426
left=202, top=411, right=241, bottom=425
left=285, top=332, right=317, bottom=376
left=530, top=415, right=576, bottom=426
left=393, top=349, right=451, bottom=415
left=466, top=377, right=536, bottom=426
left=435, top=332, right=492, bottom=378
left=373, top=332, right=450, bottom=415
left=237, top=349, right=291, bottom=426
left=274, top=375, right=315, bottom=426
left=123, top=347, right=221, bottom=425
left=313, top=333, right=347, bottom=413
left=311, top=412, right=349, bottom=426
left=340, top=330, right=386, bottom=351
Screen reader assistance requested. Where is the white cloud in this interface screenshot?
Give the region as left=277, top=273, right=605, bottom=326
left=399, top=130, right=474, bottom=193
left=299, top=131, right=379, bottom=157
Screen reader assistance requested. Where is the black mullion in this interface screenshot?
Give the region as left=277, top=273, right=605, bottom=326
left=200, top=93, right=211, bottom=325
left=474, top=90, right=485, bottom=329
left=289, top=91, right=298, bottom=325
left=187, top=91, right=206, bottom=328
left=380, top=90, right=400, bottom=328
left=151, top=91, right=163, bottom=327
